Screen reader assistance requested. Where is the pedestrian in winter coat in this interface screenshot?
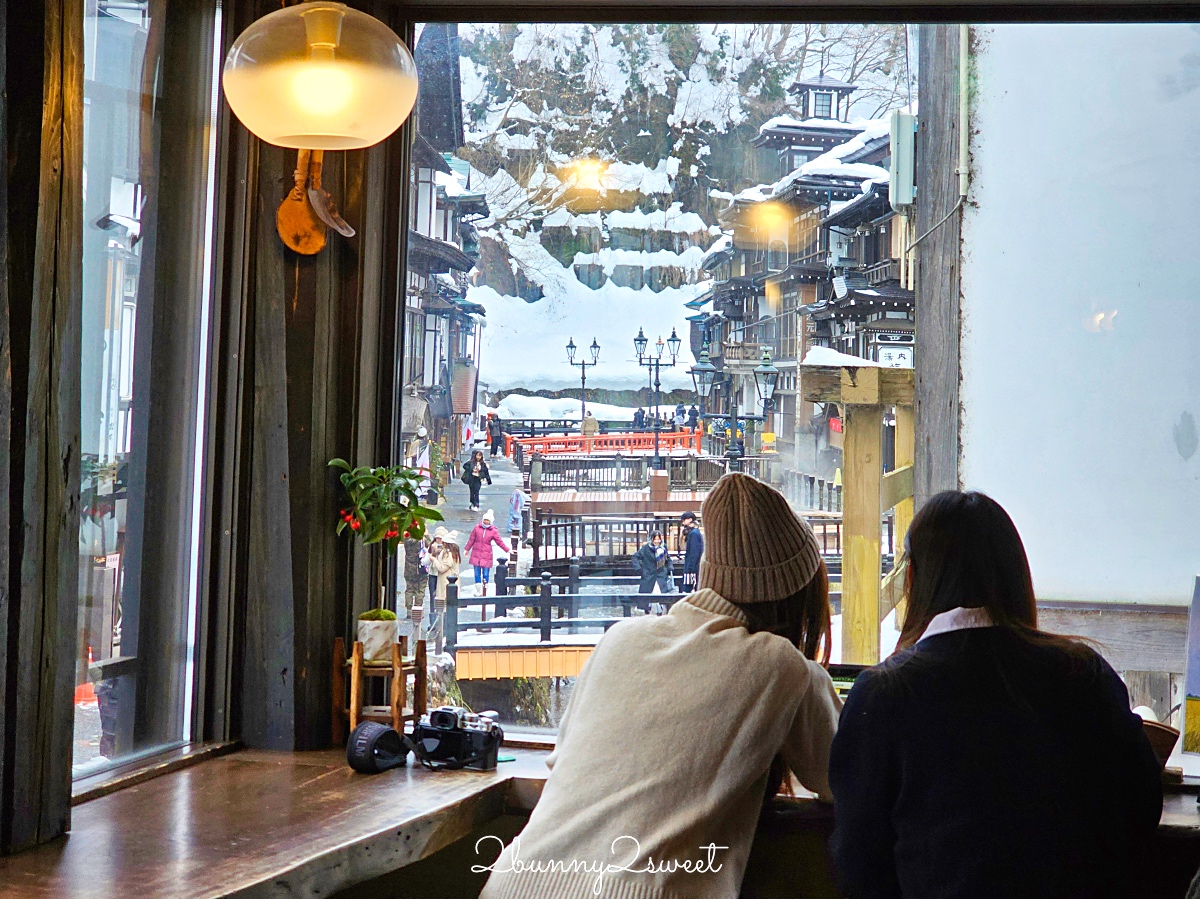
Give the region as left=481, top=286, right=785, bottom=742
left=633, top=407, right=646, bottom=429
left=487, top=415, right=505, bottom=457
left=829, top=491, right=1162, bottom=899
left=680, top=510, right=703, bottom=590
left=427, top=526, right=462, bottom=609
left=461, top=450, right=491, bottom=511
left=634, top=531, right=675, bottom=595
left=580, top=411, right=600, bottom=437
left=463, top=510, right=511, bottom=597
left=479, top=472, right=840, bottom=899
left=687, top=404, right=699, bottom=429
left=508, top=488, right=526, bottom=536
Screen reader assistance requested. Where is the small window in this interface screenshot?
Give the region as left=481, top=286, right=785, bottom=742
left=768, top=239, right=788, bottom=272
left=814, top=91, right=833, bottom=119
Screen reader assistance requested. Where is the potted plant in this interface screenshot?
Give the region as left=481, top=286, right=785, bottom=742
left=330, top=458, right=443, bottom=660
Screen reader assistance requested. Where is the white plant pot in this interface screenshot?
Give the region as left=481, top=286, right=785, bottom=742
left=357, top=619, right=397, bottom=662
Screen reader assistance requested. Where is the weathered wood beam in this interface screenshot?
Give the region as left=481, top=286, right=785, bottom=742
left=890, top=406, right=915, bottom=625
left=915, top=25, right=964, bottom=507
left=0, top=0, right=84, bottom=854
left=881, top=463, right=914, bottom=512
left=799, top=364, right=914, bottom=406
left=842, top=404, right=883, bottom=664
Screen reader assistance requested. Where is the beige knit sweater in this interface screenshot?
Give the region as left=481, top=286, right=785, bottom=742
left=479, top=589, right=842, bottom=899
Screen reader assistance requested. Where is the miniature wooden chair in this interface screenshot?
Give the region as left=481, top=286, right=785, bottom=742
left=332, top=633, right=427, bottom=744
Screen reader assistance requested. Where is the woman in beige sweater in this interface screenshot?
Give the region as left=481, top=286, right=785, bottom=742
left=480, top=472, right=841, bottom=899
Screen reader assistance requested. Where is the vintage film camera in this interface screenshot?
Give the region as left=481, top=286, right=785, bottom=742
left=410, top=706, right=503, bottom=771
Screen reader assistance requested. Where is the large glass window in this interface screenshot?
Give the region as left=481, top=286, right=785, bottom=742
left=75, top=0, right=219, bottom=777
left=399, top=22, right=914, bottom=734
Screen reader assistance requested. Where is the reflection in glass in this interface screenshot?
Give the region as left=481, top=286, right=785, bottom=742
left=75, top=0, right=217, bottom=777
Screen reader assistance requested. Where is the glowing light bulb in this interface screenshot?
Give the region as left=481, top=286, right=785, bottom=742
left=291, top=63, right=354, bottom=115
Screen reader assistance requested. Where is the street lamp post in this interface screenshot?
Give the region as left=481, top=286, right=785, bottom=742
left=634, top=327, right=681, bottom=470
left=689, top=341, right=718, bottom=458
left=566, top=337, right=601, bottom=423
left=692, top=346, right=777, bottom=472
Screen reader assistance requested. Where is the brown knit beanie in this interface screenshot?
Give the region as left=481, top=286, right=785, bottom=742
left=698, top=472, right=823, bottom=604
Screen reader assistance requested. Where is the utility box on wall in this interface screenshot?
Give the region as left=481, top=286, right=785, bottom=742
left=889, top=110, right=917, bottom=210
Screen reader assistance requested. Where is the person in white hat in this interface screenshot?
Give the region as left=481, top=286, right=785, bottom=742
left=426, top=526, right=461, bottom=612
left=480, top=472, right=840, bottom=899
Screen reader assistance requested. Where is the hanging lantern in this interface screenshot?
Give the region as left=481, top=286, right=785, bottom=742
left=222, top=1, right=417, bottom=150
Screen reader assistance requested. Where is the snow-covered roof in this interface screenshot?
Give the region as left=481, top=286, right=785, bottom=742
left=758, top=115, right=868, bottom=135
left=435, top=170, right=466, bottom=197
left=801, top=346, right=882, bottom=368
left=700, top=232, right=733, bottom=268
left=789, top=72, right=858, bottom=93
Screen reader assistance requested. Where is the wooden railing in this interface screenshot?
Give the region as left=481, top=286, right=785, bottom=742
left=511, top=428, right=703, bottom=457
left=781, top=470, right=843, bottom=512
left=442, top=573, right=686, bottom=654
left=530, top=509, right=846, bottom=571
left=523, top=452, right=729, bottom=492
left=801, top=362, right=914, bottom=664
left=502, top=419, right=647, bottom=438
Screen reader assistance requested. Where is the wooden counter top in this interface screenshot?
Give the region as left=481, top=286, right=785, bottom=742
left=0, top=748, right=551, bottom=899
left=4, top=748, right=1200, bottom=899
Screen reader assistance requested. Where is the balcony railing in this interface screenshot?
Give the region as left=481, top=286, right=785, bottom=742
left=864, top=258, right=900, bottom=285
left=722, top=341, right=764, bottom=362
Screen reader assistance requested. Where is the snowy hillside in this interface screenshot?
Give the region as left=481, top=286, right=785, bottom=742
left=472, top=282, right=703, bottom=393
left=451, top=23, right=910, bottom=396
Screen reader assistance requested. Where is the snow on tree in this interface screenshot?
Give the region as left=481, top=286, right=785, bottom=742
left=454, top=23, right=910, bottom=391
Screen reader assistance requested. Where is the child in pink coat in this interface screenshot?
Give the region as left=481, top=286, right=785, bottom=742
left=463, top=509, right=511, bottom=596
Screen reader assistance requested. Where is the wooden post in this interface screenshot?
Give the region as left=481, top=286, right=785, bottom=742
left=445, top=577, right=458, bottom=656
left=414, top=639, right=427, bottom=719
left=331, top=637, right=346, bottom=745
left=614, top=453, right=623, bottom=490
left=540, top=572, right=553, bottom=642
left=530, top=453, right=543, bottom=491
left=496, top=559, right=509, bottom=596
left=893, top=406, right=915, bottom=542
left=843, top=404, right=884, bottom=664
left=390, top=640, right=404, bottom=732
left=350, top=641, right=365, bottom=731
left=686, top=455, right=698, bottom=489
left=568, top=557, right=581, bottom=595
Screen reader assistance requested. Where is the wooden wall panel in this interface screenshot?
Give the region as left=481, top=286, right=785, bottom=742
left=914, top=25, right=963, bottom=507
left=228, top=0, right=412, bottom=751
left=0, top=0, right=84, bottom=854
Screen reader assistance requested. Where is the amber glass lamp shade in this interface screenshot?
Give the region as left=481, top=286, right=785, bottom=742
left=222, top=2, right=417, bottom=150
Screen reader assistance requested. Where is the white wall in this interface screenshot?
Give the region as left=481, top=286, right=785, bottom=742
left=961, top=24, right=1200, bottom=603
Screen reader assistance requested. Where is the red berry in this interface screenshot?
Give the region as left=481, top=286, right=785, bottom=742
left=402, top=530, right=410, bottom=539
left=350, top=519, right=361, bottom=531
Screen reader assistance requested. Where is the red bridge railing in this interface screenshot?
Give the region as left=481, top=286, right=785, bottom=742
left=507, top=428, right=703, bottom=456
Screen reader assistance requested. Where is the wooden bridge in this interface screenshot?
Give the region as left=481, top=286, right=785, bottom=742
left=506, top=427, right=704, bottom=457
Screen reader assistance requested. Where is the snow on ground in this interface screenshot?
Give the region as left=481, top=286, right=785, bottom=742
left=496, top=395, right=643, bottom=422
left=473, top=281, right=702, bottom=392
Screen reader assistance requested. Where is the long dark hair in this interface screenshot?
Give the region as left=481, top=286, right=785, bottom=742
left=747, top=565, right=832, bottom=800
left=741, top=564, right=832, bottom=666
left=896, top=490, right=1089, bottom=659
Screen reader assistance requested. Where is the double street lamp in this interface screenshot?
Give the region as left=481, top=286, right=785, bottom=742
left=690, top=343, right=779, bottom=471
left=565, top=337, right=601, bottom=422
left=634, top=326, right=681, bottom=470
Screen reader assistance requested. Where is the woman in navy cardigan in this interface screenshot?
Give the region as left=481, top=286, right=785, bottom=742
left=829, top=491, right=1162, bottom=898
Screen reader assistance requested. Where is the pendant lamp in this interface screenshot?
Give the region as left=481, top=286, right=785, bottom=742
left=223, top=2, right=417, bottom=150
